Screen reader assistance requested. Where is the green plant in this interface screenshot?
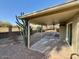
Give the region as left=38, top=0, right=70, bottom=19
left=16, top=14, right=28, bottom=46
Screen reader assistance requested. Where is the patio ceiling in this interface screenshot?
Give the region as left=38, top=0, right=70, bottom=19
left=19, top=1, right=79, bottom=25
left=29, top=8, right=79, bottom=25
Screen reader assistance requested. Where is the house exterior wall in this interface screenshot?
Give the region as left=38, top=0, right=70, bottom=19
left=77, top=22, right=79, bottom=53
left=70, top=14, right=79, bottom=59
left=68, top=14, right=79, bottom=53
left=59, top=13, right=79, bottom=53
left=59, top=13, right=79, bottom=59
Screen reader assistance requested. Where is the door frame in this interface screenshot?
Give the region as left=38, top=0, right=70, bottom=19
left=77, top=22, right=79, bottom=52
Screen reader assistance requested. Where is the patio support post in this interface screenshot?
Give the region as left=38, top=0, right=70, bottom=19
left=24, top=20, right=28, bottom=47
left=25, top=20, right=30, bottom=48
left=27, top=21, right=30, bottom=48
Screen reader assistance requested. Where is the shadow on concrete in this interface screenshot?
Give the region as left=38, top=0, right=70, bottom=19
left=31, top=32, right=69, bottom=54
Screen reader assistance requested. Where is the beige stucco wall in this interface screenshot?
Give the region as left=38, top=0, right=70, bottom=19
left=61, top=13, right=79, bottom=59
left=59, top=13, right=79, bottom=53
left=70, top=14, right=79, bottom=59
left=48, top=14, right=79, bottom=59
left=68, top=14, right=79, bottom=53
left=77, top=22, right=79, bottom=53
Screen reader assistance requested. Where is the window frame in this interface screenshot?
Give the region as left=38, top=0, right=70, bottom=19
left=66, top=22, right=73, bottom=46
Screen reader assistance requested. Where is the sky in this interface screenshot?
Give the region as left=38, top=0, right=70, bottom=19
left=0, top=0, right=65, bottom=25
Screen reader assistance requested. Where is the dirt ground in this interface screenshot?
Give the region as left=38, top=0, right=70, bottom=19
left=0, top=35, right=46, bottom=59
left=0, top=42, right=46, bottom=59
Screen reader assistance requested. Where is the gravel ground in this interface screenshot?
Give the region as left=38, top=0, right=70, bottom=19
left=0, top=43, right=46, bottom=59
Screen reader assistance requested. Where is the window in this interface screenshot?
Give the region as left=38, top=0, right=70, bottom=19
left=66, top=22, right=72, bottom=46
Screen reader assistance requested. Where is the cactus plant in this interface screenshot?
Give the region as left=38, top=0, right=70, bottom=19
left=16, top=13, right=28, bottom=47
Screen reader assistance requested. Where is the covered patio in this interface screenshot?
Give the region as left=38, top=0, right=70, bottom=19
left=18, top=1, right=79, bottom=48
left=17, top=1, right=79, bottom=59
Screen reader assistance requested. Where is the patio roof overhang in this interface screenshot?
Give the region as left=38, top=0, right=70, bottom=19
left=18, top=1, right=79, bottom=25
